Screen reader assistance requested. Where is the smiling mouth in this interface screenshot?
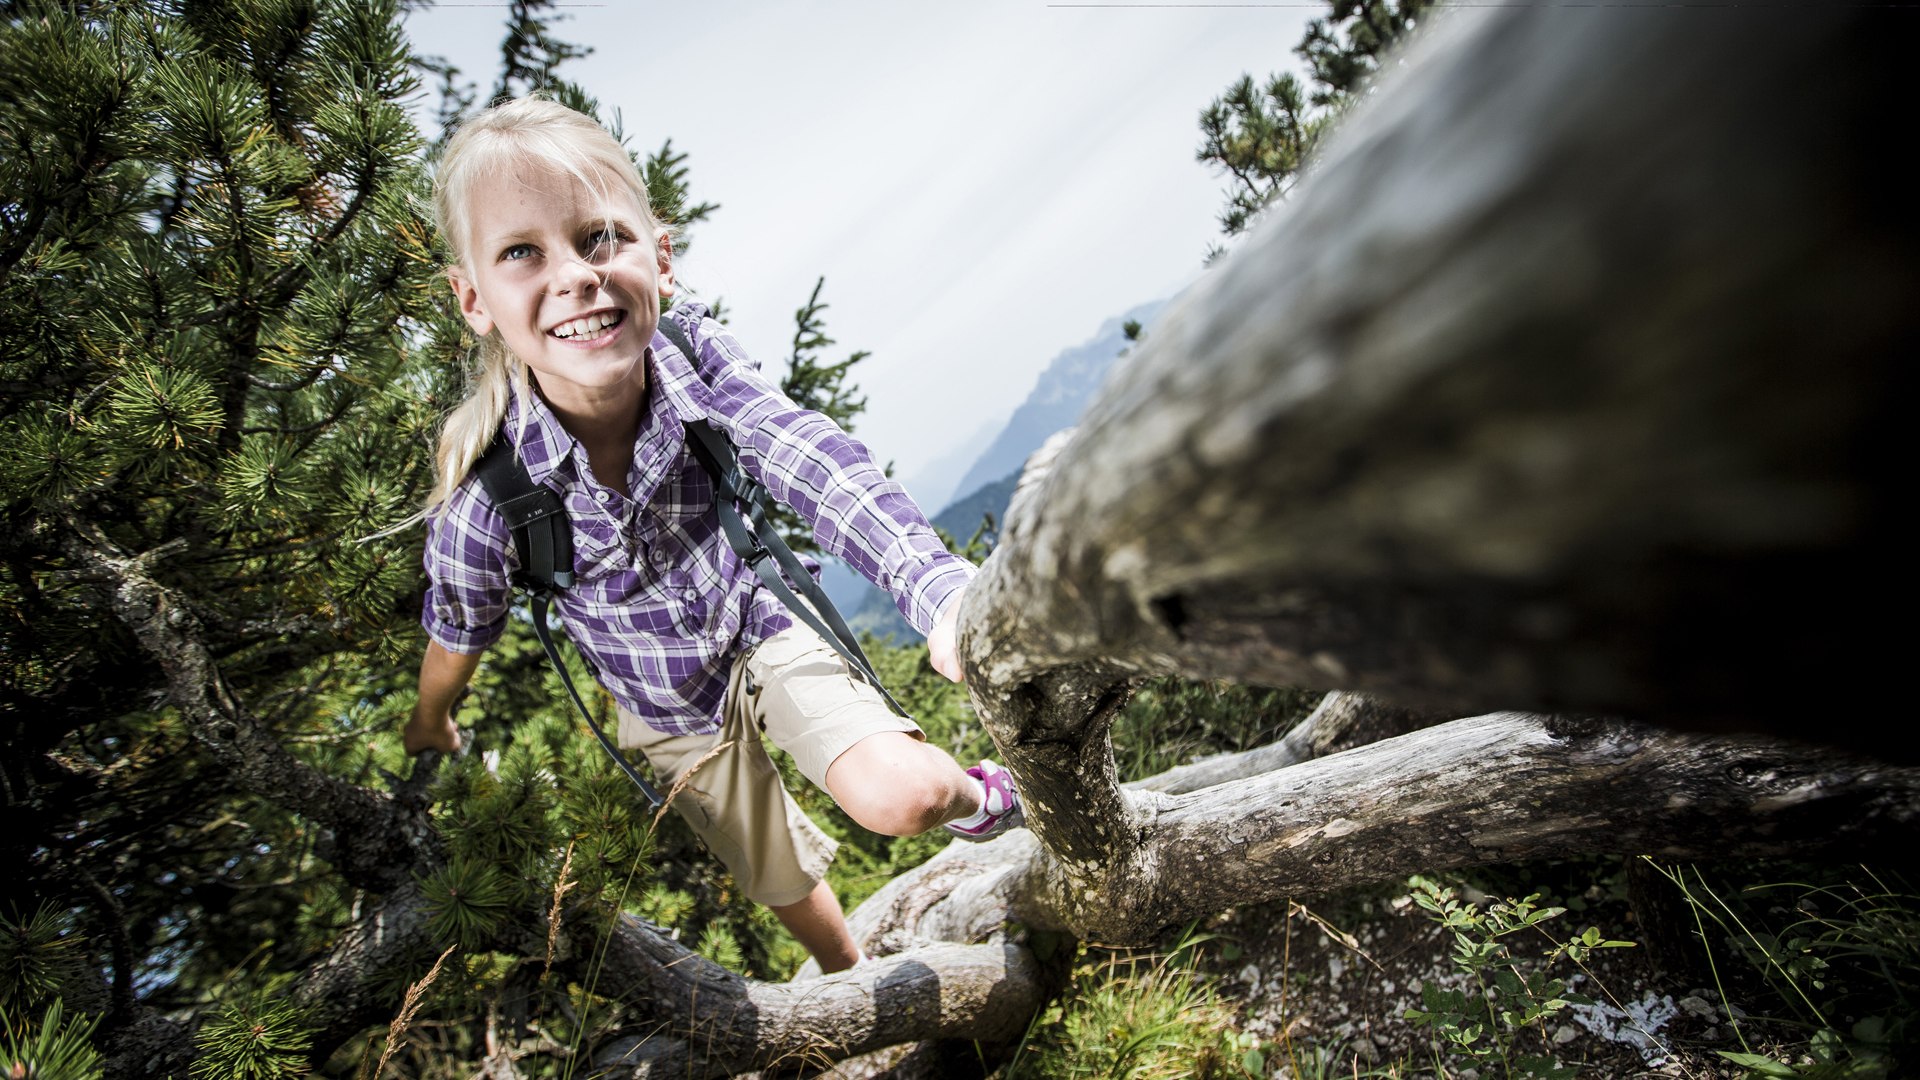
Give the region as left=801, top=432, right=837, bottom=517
left=549, top=310, right=626, bottom=341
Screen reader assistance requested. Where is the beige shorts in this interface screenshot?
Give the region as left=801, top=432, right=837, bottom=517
left=615, top=621, right=923, bottom=907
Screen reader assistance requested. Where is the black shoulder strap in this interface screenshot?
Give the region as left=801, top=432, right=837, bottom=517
left=658, top=314, right=909, bottom=719
left=471, top=435, right=573, bottom=592
left=654, top=313, right=701, bottom=376
left=470, top=433, right=663, bottom=808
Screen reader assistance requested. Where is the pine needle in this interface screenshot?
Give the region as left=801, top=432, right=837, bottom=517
left=649, top=739, right=733, bottom=832
left=365, top=943, right=458, bottom=1080
left=543, top=841, right=578, bottom=982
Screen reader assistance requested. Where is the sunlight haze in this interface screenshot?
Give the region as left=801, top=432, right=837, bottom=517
left=405, top=0, right=1315, bottom=501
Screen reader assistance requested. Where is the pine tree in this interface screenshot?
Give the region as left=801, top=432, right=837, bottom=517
left=1197, top=72, right=1324, bottom=242
left=1296, top=0, right=1434, bottom=107
left=0, top=2, right=658, bottom=1074
left=1198, top=0, right=1433, bottom=250
left=0, top=4, right=892, bottom=1074
left=771, top=276, right=875, bottom=555
left=489, top=0, right=590, bottom=104
left=642, top=138, right=719, bottom=258
left=1, top=0, right=453, bottom=1022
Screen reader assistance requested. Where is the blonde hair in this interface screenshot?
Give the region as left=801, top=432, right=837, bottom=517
left=426, top=96, right=668, bottom=511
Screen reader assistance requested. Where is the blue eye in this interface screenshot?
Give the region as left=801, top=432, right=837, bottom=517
left=501, top=243, right=534, bottom=262
left=585, top=228, right=625, bottom=258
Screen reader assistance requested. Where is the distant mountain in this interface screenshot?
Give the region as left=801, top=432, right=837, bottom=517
left=933, top=471, right=1018, bottom=554
left=824, top=296, right=1171, bottom=644
left=899, top=416, right=1004, bottom=516
left=946, top=297, right=1167, bottom=508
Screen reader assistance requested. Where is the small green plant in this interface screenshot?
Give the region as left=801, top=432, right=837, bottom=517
left=1008, top=937, right=1259, bottom=1079
left=1648, top=860, right=1916, bottom=1079
left=696, top=923, right=746, bottom=973
left=419, top=858, right=514, bottom=952
left=1402, top=875, right=1636, bottom=1079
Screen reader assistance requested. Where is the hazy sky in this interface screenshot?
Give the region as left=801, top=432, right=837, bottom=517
left=404, top=1, right=1315, bottom=499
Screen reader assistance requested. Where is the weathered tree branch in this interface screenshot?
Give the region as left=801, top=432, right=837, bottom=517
left=291, top=884, right=445, bottom=1057
left=65, top=522, right=442, bottom=891
left=1129, top=714, right=1918, bottom=936
left=567, top=912, right=1044, bottom=1079
left=1132, top=691, right=1447, bottom=795
left=846, top=716, right=1920, bottom=945
left=948, top=2, right=1912, bottom=941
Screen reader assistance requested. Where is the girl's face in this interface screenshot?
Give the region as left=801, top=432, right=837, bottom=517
left=448, top=161, right=673, bottom=420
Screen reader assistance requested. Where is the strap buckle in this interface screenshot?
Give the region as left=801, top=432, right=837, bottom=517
left=727, top=466, right=766, bottom=508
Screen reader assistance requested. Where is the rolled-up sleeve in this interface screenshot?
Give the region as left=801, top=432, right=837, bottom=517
left=689, top=315, right=976, bottom=637
left=422, top=482, right=515, bottom=654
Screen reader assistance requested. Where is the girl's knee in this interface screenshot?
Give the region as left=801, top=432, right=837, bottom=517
left=854, top=784, right=951, bottom=837
left=827, top=734, right=968, bottom=836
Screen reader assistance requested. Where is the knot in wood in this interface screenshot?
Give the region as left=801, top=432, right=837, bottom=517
left=121, top=583, right=157, bottom=619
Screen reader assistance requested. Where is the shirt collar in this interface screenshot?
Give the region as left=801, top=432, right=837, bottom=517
left=500, top=303, right=716, bottom=486
left=502, top=383, right=574, bottom=487
left=648, top=303, right=714, bottom=424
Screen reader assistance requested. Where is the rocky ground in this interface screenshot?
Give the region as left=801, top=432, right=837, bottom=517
left=1198, top=879, right=1749, bottom=1079
left=832, top=858, right=1909, bottom=1079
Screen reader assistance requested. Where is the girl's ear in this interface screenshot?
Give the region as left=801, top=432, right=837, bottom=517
left=655, top=230, right=675, bottom=300
left=447, top=266, right=495, bottom=336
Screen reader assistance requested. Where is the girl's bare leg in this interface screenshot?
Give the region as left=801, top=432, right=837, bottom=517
left=769, top=880, right=861, bottom=972
left=824, top=731, right=981, bottom=837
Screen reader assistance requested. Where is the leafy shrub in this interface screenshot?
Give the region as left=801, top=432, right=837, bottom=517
left=1403, top=875, right=1635, bottom=1079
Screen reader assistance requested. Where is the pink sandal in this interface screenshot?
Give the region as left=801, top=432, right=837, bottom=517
left=945, top=759, right=1024, bottom=841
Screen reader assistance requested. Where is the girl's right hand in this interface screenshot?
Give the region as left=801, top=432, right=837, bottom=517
left=411, top=644, right=481, bottom=755
left=928, top=587, right=968, bottom=684
left=403, top=711, right=463, bottom=756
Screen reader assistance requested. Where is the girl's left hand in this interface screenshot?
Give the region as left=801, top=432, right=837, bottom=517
left=928, top=588, right=967, bottom=684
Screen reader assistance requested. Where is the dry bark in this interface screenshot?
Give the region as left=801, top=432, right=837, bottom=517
left=1131, top=691, right=1448, bottom=795
left=578, top=915, right=1044, bottom=1078
left=846, top=715, right=1920, bottom=947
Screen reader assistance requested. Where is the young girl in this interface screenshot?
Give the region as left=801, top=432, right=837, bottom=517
left=402, top=97, right=1021, bottom=974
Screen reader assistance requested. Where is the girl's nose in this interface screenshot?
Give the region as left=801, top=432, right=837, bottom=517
left=551, top=253, right=601, bottom=296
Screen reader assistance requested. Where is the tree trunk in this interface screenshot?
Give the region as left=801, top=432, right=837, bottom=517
left=966, top=5, right=1912, bottom=751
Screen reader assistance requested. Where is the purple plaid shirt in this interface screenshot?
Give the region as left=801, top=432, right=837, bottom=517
left=422, top=303, right=974, bottom=736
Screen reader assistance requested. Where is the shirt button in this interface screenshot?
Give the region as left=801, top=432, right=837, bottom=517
left=595, top=490, right=612, bottom=504
left=682, top=588, right=698, bottom=602
left=651, top=548, right=669, bottom=568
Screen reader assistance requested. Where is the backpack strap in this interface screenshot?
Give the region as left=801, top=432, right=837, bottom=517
left=656, top=316, right=911, bottom=719
left=684, top=420, right=910, bottom=719
left=472, top=436, right=573, bottom=592
left=470, top=433, right=664, bottom=809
